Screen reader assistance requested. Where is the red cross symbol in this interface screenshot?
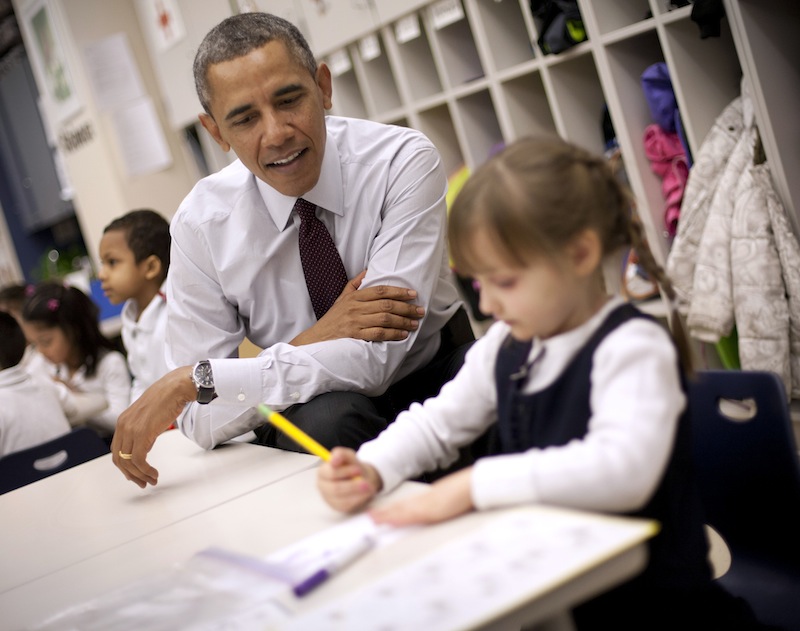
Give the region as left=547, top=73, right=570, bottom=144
left=156, top=1, right=172, bottom=38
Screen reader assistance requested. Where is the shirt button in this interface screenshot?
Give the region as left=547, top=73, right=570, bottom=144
left=237, top=392, right=246, bottom=402
left=291, top=392, right=300, bottom=400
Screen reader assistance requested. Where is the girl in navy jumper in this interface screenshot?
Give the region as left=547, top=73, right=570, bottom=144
left=318, top=136, right=763, bottom=629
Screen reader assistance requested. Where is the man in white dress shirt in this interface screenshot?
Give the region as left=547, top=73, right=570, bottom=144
left=112, top=12, right=474, bottom=488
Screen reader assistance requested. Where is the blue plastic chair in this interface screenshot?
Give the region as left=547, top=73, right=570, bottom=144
left=689, top=370, right=800, bottom=630
left=0, top=427, right=109, bottom=495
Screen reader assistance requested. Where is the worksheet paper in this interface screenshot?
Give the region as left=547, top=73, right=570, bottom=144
left=282, top=509, right=656, bottom=631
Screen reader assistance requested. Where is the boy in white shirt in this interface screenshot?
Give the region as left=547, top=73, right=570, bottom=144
left=98, top=210, right=171, bottom=402
left=0, top=311, right=71, bottom=458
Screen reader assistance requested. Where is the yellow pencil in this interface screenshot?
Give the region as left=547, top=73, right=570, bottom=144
left=256, top=403, right=331, bottom=461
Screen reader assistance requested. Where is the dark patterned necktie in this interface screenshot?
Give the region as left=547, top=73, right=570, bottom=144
left=295, top=198, right=348, bottom=319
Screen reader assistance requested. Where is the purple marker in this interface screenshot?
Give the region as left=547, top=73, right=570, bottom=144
left=293, top=535, right=375, bottom=597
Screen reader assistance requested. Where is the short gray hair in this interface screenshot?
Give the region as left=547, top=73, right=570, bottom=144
left=193, top=12, right=317, bottom=115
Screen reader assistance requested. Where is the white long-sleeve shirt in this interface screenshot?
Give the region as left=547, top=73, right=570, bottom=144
left=0, top=365, right=71, bottom=458
left=121, top=284, right=168, bottom=402
left=358, top=298, right=686, bottom=515
left=48, top=350, right=131, bottom=437
left=166, top=116, right=462, bottom=449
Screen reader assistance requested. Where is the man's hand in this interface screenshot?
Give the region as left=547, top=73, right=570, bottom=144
left=291, top=270, right=424, bottom=346
left=111, top=367, right=195, bottom=488
left=369, top=467, right=475, bottom=526
left=317, top=446, right=383, bottom=513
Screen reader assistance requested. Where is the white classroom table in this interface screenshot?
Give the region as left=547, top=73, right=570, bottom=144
left=0, top=429, right=318, bottom=595
left=2, top=460, right=657, bottom=631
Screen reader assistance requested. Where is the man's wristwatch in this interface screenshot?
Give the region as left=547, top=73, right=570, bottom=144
left=191, top=360, right=217, bottom=404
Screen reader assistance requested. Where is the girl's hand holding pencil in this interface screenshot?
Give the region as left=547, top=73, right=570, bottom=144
left=317, top=447, right=383, bottom=514
left=256, top=404, right=380, bottom=513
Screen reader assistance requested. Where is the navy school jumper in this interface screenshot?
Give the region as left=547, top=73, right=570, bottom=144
left=492, top=303, right=761, bottom=629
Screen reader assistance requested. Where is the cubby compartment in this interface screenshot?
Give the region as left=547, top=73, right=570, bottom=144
left=585, top=0, right=652, bottom=36
left=603, top=30, right=672, bottom=259
left=424, top=2, right=485, bottom=88
left=453, top=89, right=504, bottom=167
left=545, top=53, right=608, bottom=154
left=299, top=0, right=378, bottom=56
left=372, top=0, right=430, bottom=25
left=328, top=55, right=368, bottom=119
left=470, top=0, right=536, bottom=72
left=731, top=0, right=800, bottom=231
left=498, top=71, right=558, bottom=141
left=415, top=104, right=465, bottom=176
left=386, top=16, right=443, bottom=101
left=649, top=0, right=693, bottom=18
left=353, top=33, right=403, bottom=117
left=604, top=29, right=670, bottom=154
left=661, top=15, right=742, bottom=154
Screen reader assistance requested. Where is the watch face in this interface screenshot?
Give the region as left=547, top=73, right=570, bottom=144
left=194, top=362, right=214, bottom=388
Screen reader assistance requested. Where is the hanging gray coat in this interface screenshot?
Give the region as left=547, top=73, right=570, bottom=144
left=667, top=83, right=800, bottom=398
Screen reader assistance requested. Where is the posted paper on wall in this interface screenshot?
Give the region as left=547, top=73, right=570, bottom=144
left=111, top=96, right=172, bottom=176
left=83, top=33, right=145, bottom=112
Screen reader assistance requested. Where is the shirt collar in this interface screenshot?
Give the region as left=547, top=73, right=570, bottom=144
left=255, top=125, right=344, bottom=232
left=529, top=295, right=625, bottom=363
left=124, top=280, right=167, bottom=330
left=0, top=364, right=30, bottom=387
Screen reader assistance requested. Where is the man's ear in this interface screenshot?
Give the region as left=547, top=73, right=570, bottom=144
left=316, top=63, right=333, bottom=111
left=198, top=112, right=230, bottom=152
left=568, top=229, right=603, bottom=277
left=141, top=255, right=163, bottom=282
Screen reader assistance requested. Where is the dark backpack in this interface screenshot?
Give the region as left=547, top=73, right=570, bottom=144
left=530, top=1, right=587, bottom=54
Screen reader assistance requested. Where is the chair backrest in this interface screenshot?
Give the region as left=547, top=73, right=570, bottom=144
left=688, top=370, right=800, bottom=563
left=0, top=427, right=109, bottom=495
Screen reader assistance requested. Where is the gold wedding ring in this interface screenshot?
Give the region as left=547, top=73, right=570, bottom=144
left=119, top=451, right=133, bottom=460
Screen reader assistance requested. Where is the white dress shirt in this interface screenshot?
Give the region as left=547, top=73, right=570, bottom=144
left=20, top=345, right=48, bottom=376
left=121, top=284, right=168, bottom=402
left=167, top=116, right=462, bottom=448
left=47, top=350, right=132, bottom=437
left=0, top=365, right=71, bottom=458
left=358, top=297, right=686, bottom=515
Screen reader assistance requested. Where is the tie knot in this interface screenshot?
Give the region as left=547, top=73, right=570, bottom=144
left=294, top=198, right=317, bottom=221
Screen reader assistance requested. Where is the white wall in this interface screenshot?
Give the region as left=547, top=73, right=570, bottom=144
left=11, top=0, right=200, bottom=267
